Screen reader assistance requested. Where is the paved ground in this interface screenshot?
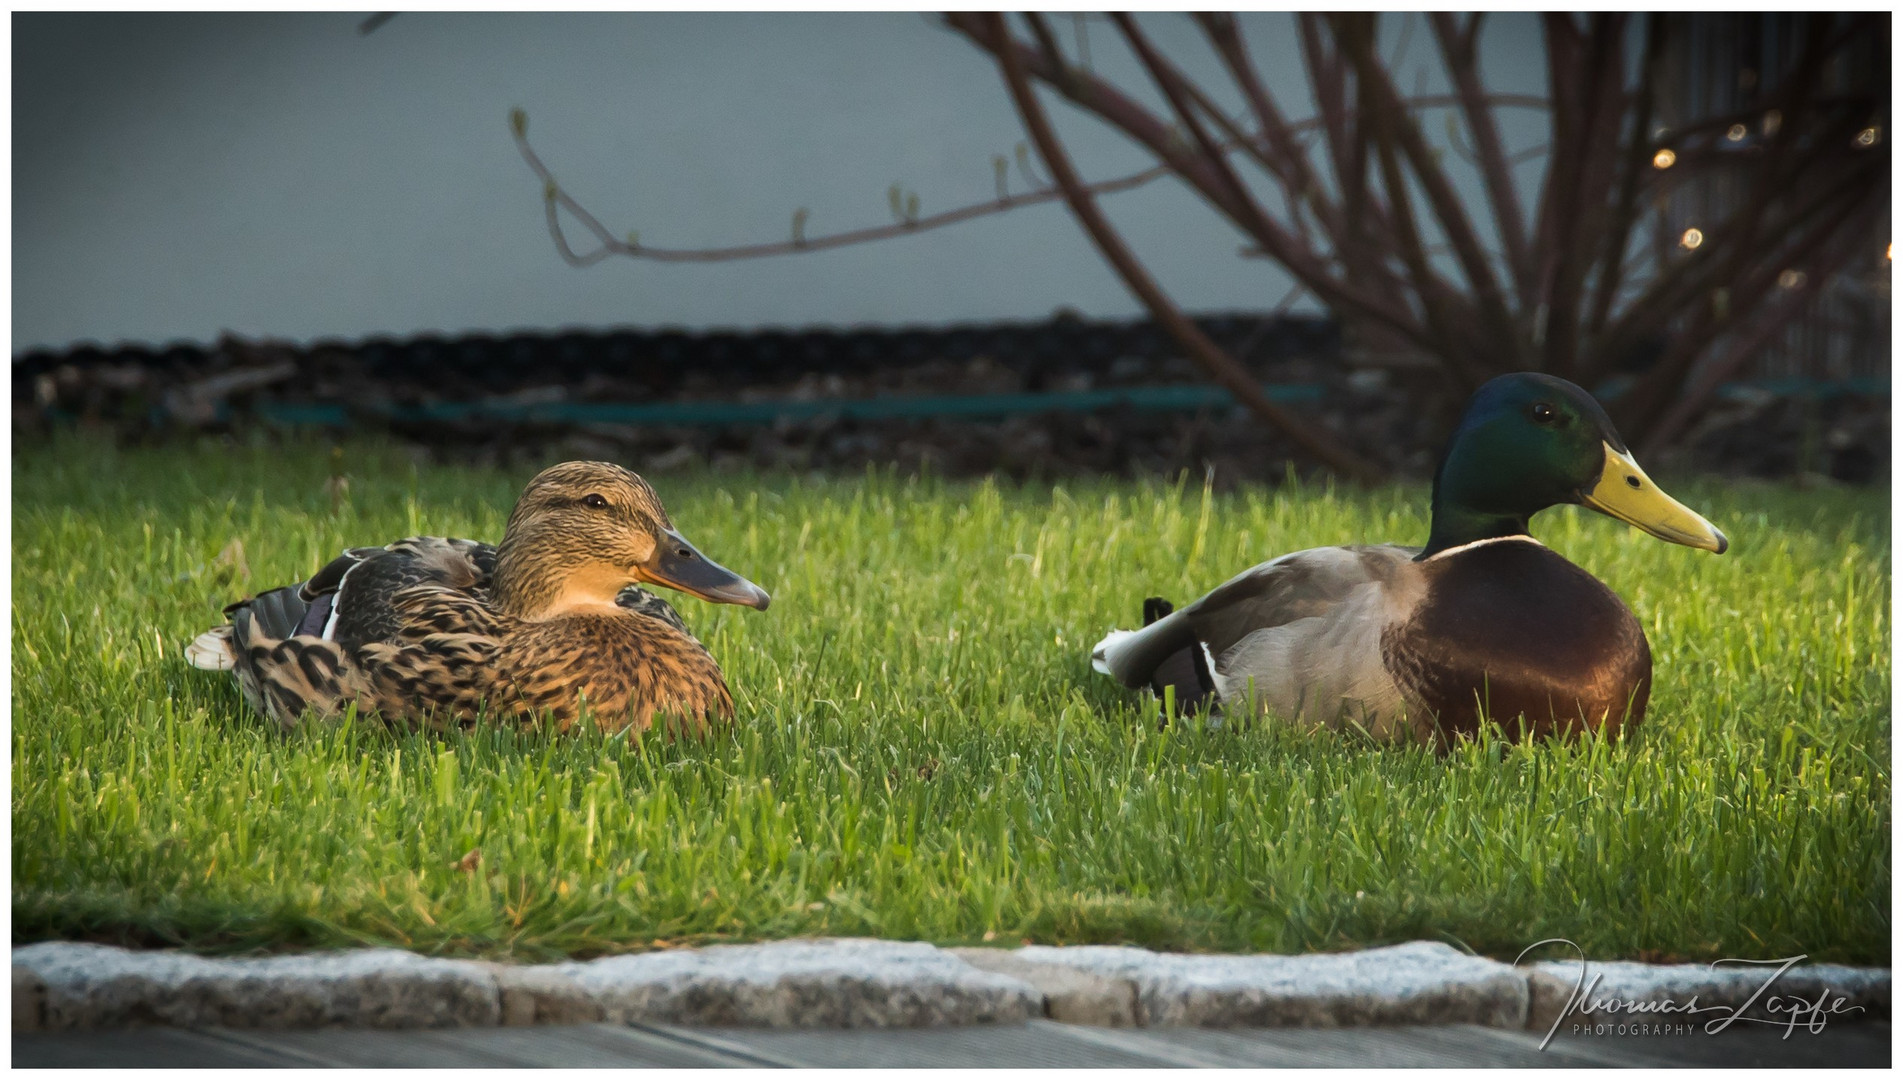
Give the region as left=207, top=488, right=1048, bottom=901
left=15, top=1018, right=1890, bottom=1068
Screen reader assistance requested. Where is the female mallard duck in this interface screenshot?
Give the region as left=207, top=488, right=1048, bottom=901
left=186, top=461, right=770, bottom=733
left=1090, top=373, right=1727, bottom=745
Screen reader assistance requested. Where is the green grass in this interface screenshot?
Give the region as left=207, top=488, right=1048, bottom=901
left=11, top=434, right=1891, bottom=964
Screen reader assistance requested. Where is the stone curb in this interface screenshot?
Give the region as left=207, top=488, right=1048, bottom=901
left=1527, top=957, right=1892, bottom=1031
left=554, top=939, right=1041, bottom=1028
left=949, top=947, right=1140, bottom=1027
left=11, top=943, right=500, bottom=1031
left=994, top=941, right=1530, bottom=1028
left=11, top=939, right=1889, bottom=1034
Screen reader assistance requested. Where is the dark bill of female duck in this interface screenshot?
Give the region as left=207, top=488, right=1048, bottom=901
left=642, top=527, right=771, bottom=610
left=1578, top=443, right=1728, bottom=554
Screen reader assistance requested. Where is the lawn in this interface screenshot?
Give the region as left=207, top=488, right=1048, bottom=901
left=11, top=434, right=1891, bottom=964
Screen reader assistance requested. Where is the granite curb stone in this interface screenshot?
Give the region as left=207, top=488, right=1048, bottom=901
left=1002, top=940, right=1531, bottom=1028
left=13, top=965, right=46, bottom=1031
left=10, top=939, right=1890, bottom=1034
left=554, top=938, right=1042, bottom=1028
left=1528, top=958, right=1892, bottom=1031
left=479, top=962, right=604, bottom=1027
left=948, top=947, right=1140, bottom=1026
left=11, top=942, right=500, bottom=1030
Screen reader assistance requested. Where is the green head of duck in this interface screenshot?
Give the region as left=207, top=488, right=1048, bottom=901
left=1423, top=372, right=1729, bottom=559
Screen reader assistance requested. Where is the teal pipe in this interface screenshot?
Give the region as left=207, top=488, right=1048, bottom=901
left=257, top=383, right=1328, bottom=428
left=119, top=376, right=1885, bottom=431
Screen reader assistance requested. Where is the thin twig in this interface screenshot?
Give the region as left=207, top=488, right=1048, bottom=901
left=1194, top=13, right=1334, bottom=247
left=1535, top=12, right=1630, bottom=379
left=516, top=81, right=1540, bottom=274
left=1334, top=13, right=1519, bottom=372
left=1597, top=102, right=1880, bottom=399
left=1347, top=16, right=1487, bottom=388
left=1117, top=13, right=1445, bottom=361
left=1430, top=12, right=1535, bottom=310
left=1640, top=193, right=1872, bottom=452
left=517, top=116, right=1158, bottom=265
left=1581, top=15, right=1665, bottom=370
left=984, top=12, right=1385, bottom=483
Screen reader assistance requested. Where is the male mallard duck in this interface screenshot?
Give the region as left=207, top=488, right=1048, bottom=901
left=186, top=461, right=770, bottom=733
left=1090, top=373, right=1727, bottom=745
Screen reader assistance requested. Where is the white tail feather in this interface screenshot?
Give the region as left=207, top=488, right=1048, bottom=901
left=185, top=627, right=236, bottom=671
left=1090, top=604, right=1200, bottom=688
left=1090, top=629, right=1140, bottom=676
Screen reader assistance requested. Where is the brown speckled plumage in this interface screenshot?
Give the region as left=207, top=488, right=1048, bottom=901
left=188, top=461, right=769, bottom=733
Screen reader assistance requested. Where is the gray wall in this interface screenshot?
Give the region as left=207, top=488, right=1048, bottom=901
left=13, top=12, right=1546, bottom=351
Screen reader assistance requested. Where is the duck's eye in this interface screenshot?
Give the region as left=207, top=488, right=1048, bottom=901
left=582, top=494, right=609, bottom=510
left=1530, top=402, right=1558, bottom=425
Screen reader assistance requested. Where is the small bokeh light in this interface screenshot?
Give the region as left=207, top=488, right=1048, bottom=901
left=1653, top=148, right=1677, bottom=169
left=1680, top=227, right=1705, bottom=250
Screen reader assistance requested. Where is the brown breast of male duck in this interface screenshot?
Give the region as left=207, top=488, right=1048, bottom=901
left=1380, top=536, right=1651, bottom=743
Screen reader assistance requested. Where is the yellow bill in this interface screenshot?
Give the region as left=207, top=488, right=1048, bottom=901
left=1579, top=444, right=1728, bottom=554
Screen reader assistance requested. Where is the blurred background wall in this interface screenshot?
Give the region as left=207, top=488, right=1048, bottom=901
left=13, top=13, right=1884, bottom=484
left=12, top=12, right=1548, bottom=352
